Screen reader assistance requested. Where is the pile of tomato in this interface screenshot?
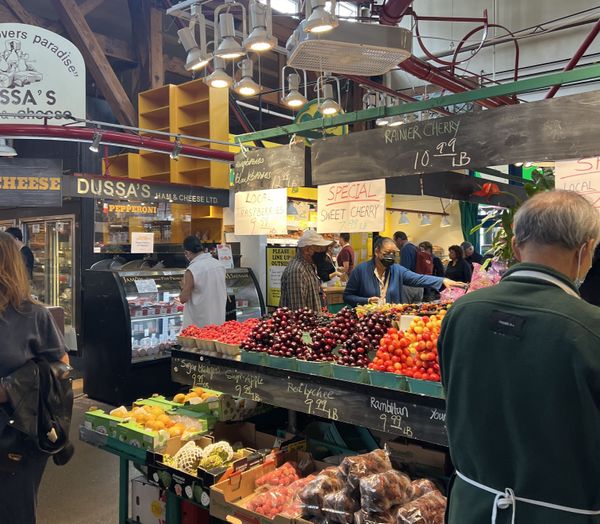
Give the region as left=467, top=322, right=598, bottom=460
left=368, top=312, right=445, bottom=382
left=180, top=318, right=260, bottom=345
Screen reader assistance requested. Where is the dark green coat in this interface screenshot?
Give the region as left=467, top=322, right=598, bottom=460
left=439, top=263, right=600, bottom=524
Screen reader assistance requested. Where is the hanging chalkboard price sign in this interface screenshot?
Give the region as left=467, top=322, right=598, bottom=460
left=312, top=90, right=600, bottom=185
left=234, top=143, right=306, bottom=192
left=171, top=351, right=448, bottom=446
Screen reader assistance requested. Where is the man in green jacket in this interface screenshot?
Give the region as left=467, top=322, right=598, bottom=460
left=439, top=190, right=600, bottom=524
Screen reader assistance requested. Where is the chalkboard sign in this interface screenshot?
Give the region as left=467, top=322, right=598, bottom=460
left=312, top=90, right=600, bottom=185
left=171, top=351, right=448, bottom=446
left=0, top=158, right=62, bottom=207
left=234, top=143, right=306, bottom=192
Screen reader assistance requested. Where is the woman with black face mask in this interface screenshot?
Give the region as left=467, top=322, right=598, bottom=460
left=344, top=237, right=466, bottom=306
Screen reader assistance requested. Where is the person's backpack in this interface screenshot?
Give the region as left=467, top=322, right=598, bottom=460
left=415, top=250, right=433, bottom=275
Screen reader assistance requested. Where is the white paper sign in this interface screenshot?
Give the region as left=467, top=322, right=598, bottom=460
left=217, top=244, right=234, bottom=269
left=131, top=232, right=154, bottom=253
left=317, top=179, right=386, bottom=233
left=0, top=24, right=86, bottom=124
left=134, top=279, right=158, bottom=294
left=555, top=157, right=600, bottom=211
left=234, top=188, right=287, bottom=235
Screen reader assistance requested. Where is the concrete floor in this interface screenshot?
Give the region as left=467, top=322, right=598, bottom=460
left=37, top=384, right=128, bottom=524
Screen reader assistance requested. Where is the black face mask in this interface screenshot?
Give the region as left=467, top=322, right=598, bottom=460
left=312, top=251, right=327, bottom=263
left=380, top=255, right=395, bottom=268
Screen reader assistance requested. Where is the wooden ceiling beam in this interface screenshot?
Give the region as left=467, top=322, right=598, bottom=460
left=2, top=0, right=62, bottom=32
left=78, top=0, right=104, bottom=16
left=149, top=7, right=164, bottom=88
left=51, top=0, right=136, bottom=126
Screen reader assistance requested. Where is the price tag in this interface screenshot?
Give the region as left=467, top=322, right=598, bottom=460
left=135, top=279, right=158, bottom=294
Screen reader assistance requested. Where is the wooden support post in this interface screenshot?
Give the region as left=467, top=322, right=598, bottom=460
left=78, top=0, right=104, bottom=16
left=149, top=7, right=164, bottom=88
left=51, top=0, right=136, bottom=126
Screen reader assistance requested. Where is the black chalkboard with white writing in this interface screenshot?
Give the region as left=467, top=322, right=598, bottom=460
left=234, top=143, right=306, bottom=192
left=171, top=350, right=448, bottom=446
left=312, top=90, right=600, bottom=185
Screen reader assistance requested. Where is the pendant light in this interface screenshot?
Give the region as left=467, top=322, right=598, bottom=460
left=0, top=139, right=16, bottom=157
left=440, top=215, right=451, bottom=227
left=205, top=57, right=233, bottom=89
left=177, top=9, right=210, bottom=72
left=319, top=83, right=340, bottom=116
left=234, top=59, right=261, bottom=96
left=376, top=117, right=390, bottom=126
left=281, top=72, right=308, bottom=108
left=89, top=131, right=102, bottom=153
left=420, top=213, right=432, bottom=226
left=215, top=12, right=245, bottom=60
left=304, top=0, right=338, bottom=33
left=244, top=0, right=276, bottom=52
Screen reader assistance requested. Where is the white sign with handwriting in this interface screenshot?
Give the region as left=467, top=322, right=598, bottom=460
left=317, top=179, right=386, bottom=233
left=555, top=157, right=600, bottom=211
left=234, top=188, right=287, bottom=235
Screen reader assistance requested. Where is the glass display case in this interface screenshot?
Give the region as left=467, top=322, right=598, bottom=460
left=82, top=268, right=185, bottom=405
left=226, top=268, right=266, bottom=321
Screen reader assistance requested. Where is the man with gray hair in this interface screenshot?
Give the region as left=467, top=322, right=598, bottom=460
left=439, top=190, right=600, bottom=524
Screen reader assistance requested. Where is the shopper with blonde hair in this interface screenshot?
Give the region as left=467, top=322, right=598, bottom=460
left=0, top=231, right=69, bottom=524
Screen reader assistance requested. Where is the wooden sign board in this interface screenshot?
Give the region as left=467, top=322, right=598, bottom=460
left=312, top=90, right=600, bottom=185
left=0, top=158, right=62, bottom=207
left=234, top=143, right=306, bottom=192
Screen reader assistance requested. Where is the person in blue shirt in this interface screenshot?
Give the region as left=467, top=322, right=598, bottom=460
left=394, top=231, right=423, bottom=303
left=344, top=237, right=465, bottom=306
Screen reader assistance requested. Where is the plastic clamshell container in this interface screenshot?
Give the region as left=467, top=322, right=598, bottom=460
left=406, top=377, right=445, bottom=398
left=266, top=355, right=298, bottom=371
left=368, top=370, right=409, bottom=391
left=297, top=360, right=333, bottom=377
left=240, top=350, right=267, bottom=366
left=332, top=364, right=369, bottom=384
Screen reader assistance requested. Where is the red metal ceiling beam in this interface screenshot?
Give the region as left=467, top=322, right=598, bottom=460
left=379, top=0, right=414, bottom=26
left=545, top=18, right=600, bottom=98
left=0, top=124, right=235, bottom=162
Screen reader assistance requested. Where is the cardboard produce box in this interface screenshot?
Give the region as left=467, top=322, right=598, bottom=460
left=83, top=409, right=121, bottom=439
left=210, top=449, right=314, bottom=524
left=148, top=425, right=266, bottom=507
left=131, top=475, right=166, bottom=524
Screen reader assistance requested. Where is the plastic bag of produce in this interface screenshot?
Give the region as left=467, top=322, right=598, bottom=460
left=396, top=491, right=447, bottom=524
left=409, top=479, right=438, bottom=501
left=246, top=485, right=292, bottom=519
left=339, top=449, right=392, bottom=495
left=256, top=461, right=300, bottom=488
left=360, top=470, right=412, bottom=512
left=280, top=475, right=316, bottom=518
left=439, top=286, right=466, bottom=302
left=299, top=469, right=346, bottom=518
left=467, top=263, right=502, bottom=293
left=323, top=489, right=360, bottom=524
left=354, top=507, right=400, bottom=524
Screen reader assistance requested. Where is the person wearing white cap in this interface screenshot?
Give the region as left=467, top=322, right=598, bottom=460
left=280, top=230, right=332, bottom=312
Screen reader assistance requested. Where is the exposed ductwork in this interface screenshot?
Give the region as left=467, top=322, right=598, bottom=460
left=379, top=0, right=414, bottom=27
left=0, top=124, right=235, bottom=163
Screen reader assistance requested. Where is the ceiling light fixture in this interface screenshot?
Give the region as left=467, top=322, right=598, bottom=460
left=215, top=9, right=246, bottom=60
left=177, top=6, right=210, bottom=72
left=514, top=161, right=524, bottom=167
left=204, top=57, right=233, bottom=89
left=234, top=58, right=261, bottom=96
left=524, top=161, right=534, bottom=168
left=387, top=115, right=406, bottom=127
left=281, top=69, right=308, bottom=108
left=376, top=117, right=389, bottom=126
left=317, top=75, right=341, bottom=117
left=170, top=138, right=183, bottom=160
left=440, top=215, right=451, bottom=227
left=89, top=131, right=102, bottom=153
left=420, top=213, right=432, bottom=226
left=304, top=0, right=338, bottom=34
left=244, top=0, right=276, bottom=52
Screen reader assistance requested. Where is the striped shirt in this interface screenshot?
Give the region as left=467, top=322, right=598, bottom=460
left=280, top=252, right=324, bottom=312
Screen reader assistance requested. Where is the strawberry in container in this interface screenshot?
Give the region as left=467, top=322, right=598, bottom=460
left=255, top=461, right=300, bottom=488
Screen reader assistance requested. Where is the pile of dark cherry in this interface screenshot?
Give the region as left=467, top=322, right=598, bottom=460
left=240, top=307, right=393, bottom=368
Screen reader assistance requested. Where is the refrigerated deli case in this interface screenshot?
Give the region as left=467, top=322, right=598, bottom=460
left=83, top=267, right=264, bottom=404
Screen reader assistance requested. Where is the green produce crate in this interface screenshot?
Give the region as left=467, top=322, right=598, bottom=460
left=83, top=409, right=122, bottom=438
left=406, top=377, right=445, bottom=399
left=266, top=355, right=298, bottom=371
left=241, top=350, right=267, bottom=366
left=368, top=370, right=409, bottom=391
left=297, top=360, right=333, bottom=377
left=332, top=364, right=370, bottom=384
